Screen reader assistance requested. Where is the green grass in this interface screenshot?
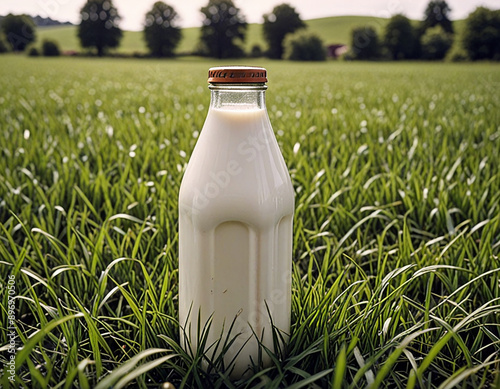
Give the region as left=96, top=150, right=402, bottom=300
left=36, top=16, right=466, bottom=55
left=302, top=15, right=388, bottom=46
left=37, top=26, right=147, bottom=54
left=37, top=26, right=79, bottom=53
left=0, top=56, right=499, bottom=388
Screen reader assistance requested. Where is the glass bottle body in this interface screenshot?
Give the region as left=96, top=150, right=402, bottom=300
left=178, top=83, right=294, bottom=378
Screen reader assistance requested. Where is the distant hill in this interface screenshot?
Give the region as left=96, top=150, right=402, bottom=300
left=0, top=14, right=73, bottom=27
left=36, top=15, right=465, bottom=54
left=32, top=15, right=73, bottom=27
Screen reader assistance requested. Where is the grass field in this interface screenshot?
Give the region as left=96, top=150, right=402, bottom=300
left=0, top=56, right=499, bottom=388
left=36, top=16, right=466, bottom=55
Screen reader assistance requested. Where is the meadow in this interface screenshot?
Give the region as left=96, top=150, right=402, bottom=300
left=36, top=15, right=467, bottom=55
left=0, top=56, right=499, bottom=388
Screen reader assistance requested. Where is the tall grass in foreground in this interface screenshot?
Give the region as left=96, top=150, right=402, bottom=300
left=0, top=57, right=499, bottom=387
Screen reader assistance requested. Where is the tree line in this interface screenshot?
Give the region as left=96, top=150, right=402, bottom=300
left=77, top=0, right=309, bottom=59
left=0, top=0, right=499, bottom=61
left=0, top=0, right=307, bottom=59
left=350, top=1, right=500, bottom=61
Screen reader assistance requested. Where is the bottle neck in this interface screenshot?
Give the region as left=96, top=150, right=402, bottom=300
left=209, top=84, right=267, bottom=110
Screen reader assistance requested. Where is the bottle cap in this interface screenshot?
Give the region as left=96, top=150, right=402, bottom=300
left=208, top=66, right=267, bottom=83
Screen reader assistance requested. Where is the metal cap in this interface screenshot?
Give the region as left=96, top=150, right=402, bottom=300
left=208, top=66, right=267, bottom=83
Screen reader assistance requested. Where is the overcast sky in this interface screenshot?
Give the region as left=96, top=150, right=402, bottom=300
left=1, top=0, right=498, bottom=31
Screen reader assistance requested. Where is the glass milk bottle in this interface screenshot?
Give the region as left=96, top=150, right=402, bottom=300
left=178, top=66, right=294, bottom=378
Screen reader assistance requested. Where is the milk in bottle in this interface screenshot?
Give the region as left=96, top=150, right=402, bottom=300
left=178, top=66, right=294, bottom=378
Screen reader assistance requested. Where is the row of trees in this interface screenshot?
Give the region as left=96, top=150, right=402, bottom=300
left=1, top=0, right=499, bottom=61
left=75, top=0, right=306, bottom=58
left=350, top=1, right=500, bottom=61
left=0, top=0, right=316, bottom=60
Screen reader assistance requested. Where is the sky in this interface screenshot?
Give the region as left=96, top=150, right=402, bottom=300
left=1, top=0, right=499, bottom=31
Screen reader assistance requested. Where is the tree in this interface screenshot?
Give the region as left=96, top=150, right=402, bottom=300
left=420, top=25, right=453, bottom=60
left=250, top=44, right=263, bottom=58
left=78, top=0, right=122, bottom=56
left=199, top=0, right=247, bottom=59
left=1, top=14, right=36, bottom=52
left=263, top=4, right=305, bottom=59
left=0, top=34, right=9, bottom=53
left=42, top=39, right=61, bottom=56
left=284, top=32, right=326, bottom=61
left=421, top=0, right=453, bottom=34
left=144, top=2, right=182, bottom=57
left=350, top=26, right=380, bottom=60
left=384, top=14, right=416, bottom=60
left=445, top=40, right=469, bottom=62
left=462, top=7, right=500, bottom=61
left=27, top=45, right=39, bottom=56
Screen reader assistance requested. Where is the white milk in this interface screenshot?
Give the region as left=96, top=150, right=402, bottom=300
left=179, top=104, right=294, bottom=378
